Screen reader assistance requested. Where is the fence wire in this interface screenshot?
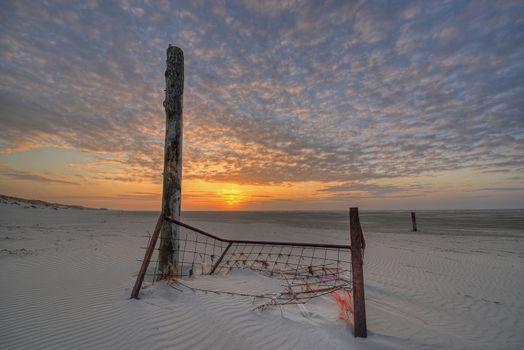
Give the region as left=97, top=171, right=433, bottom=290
left=134, top=218, right=354, bottom=310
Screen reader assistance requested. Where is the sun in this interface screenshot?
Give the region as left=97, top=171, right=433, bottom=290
left=220, top=189, right=247, bottom=206
left=213, top=184, right=250, bottom=207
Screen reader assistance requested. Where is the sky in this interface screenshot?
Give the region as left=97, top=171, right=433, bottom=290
left=0, top=0, right=523, bottom=211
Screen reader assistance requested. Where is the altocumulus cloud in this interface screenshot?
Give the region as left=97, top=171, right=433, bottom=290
left=0, top=166, right=79, bottom=185
left=0, top=0, right=523, bottom=188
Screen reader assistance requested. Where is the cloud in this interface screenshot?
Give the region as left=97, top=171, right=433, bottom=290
left=316, top=181, right=429, bottom=200
left=114, top=192, right=160, bottom=200
left=318, top=183, right=404, bottom=194
left=0, top=168, right=79, bottom=185
left=0, top=0, right=522, bottom=191
left=479, top=187, right=524, bottom=192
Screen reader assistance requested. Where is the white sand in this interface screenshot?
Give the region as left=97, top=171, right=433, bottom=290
left=1, top=201, right=523, bottom=349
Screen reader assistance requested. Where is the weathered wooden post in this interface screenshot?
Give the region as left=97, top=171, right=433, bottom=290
left=411, top=211, right=417, bottom=232
left=158, top=45, right=184, bottom=278
left=349, top=207, right=367, bottom=337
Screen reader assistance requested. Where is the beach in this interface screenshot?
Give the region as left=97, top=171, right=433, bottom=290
left=1, top=199, right=523, bottom=349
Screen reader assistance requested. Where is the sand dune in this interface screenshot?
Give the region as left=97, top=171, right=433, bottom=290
left=1, top=201, right=523, bottom=349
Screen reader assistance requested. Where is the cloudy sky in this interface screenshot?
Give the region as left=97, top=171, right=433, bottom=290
left=0, top=0, right=523, bottom=210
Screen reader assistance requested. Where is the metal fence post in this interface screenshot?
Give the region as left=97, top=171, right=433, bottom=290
left=350, top=207, right=367, bottom=337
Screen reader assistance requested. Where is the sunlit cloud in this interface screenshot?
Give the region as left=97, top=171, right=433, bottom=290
left=0, top=0, right=523, bottom=209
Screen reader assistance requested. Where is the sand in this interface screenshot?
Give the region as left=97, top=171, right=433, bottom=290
left=1, top=200, right=523, bottom=349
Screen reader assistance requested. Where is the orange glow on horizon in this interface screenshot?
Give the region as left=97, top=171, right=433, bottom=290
left=181, top=180, right=329, bottom=211
left=3, top=150, right=519, bottom=211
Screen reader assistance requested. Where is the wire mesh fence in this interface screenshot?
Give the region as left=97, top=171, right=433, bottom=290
left=132, top=211, right=367, bottom=337
left=137, top=218, right=353, bottom=292
left=145, top=218, right=354, bottom=304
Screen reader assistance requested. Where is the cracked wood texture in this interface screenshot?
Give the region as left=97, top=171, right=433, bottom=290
left=159, top=46, right=184, bottom=277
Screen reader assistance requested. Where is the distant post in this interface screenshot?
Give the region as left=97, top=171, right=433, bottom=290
left=158, top=45, right=184, bottom=278
left=411, top=211, right=417, bottom=232
left=349, top=207, right=367, bottom=337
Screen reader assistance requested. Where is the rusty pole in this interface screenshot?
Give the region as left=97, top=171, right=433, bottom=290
left=131, top=215, right=164, bottom=298
left=349, top=207, right=367, bottom=337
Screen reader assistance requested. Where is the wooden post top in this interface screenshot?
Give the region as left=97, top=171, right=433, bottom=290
left=164, top=46, right=184, bottom=114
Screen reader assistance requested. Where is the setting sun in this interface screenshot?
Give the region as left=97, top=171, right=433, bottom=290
left=219, top=186, right=247, bottom=206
